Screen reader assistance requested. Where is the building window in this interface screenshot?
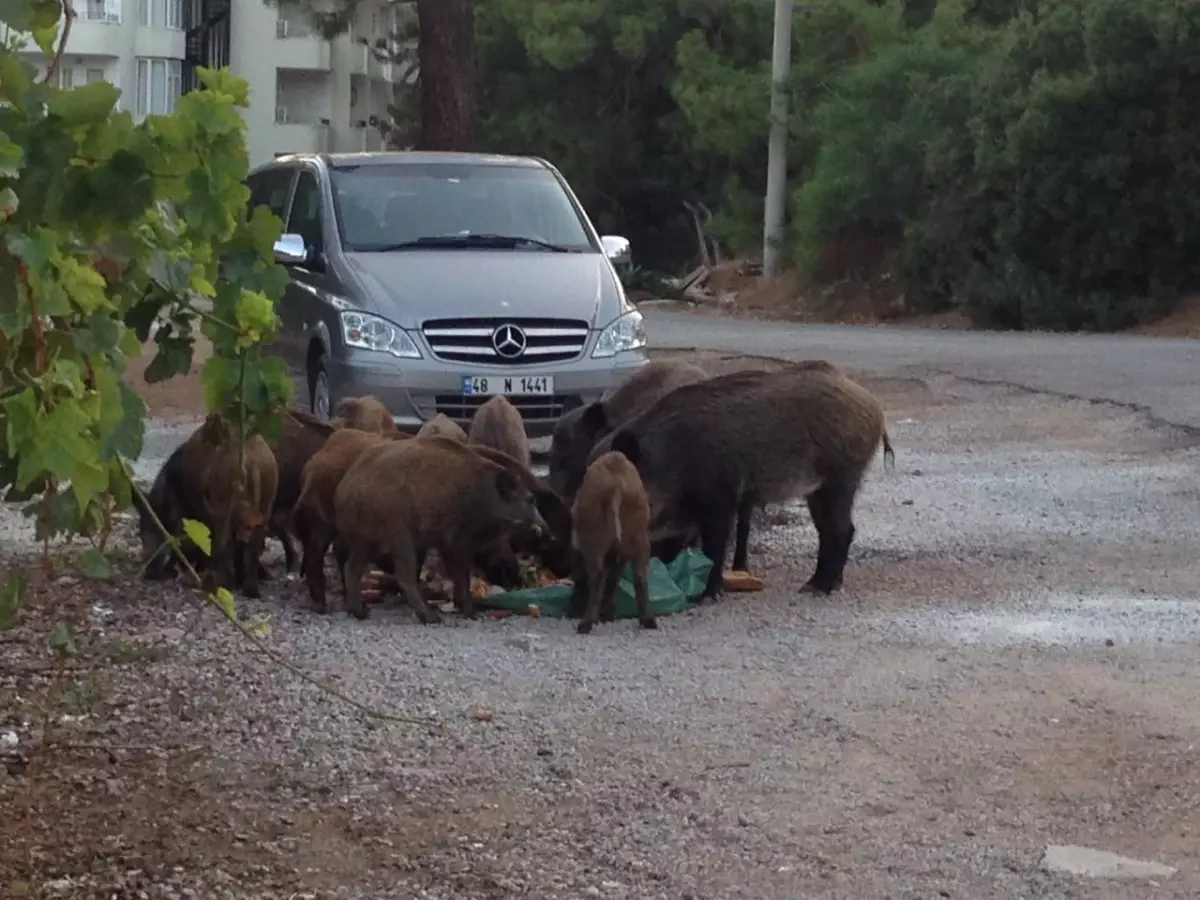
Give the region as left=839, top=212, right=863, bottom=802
left=56, top=67, right=73, bottom=89
left=139, top=0, right=182, bottom=29
left=135, top=58, right=182, bottom=118
left=80, top=0, right=121, bottom=21
left=86, top=68, right=106, bottom=85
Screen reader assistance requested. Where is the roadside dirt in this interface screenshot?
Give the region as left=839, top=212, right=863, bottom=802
left=124, top=333, right=212, bottom=421
left=3, top=354, right=1199, bottom=898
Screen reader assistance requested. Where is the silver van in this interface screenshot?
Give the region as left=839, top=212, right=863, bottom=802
left=245, top=151, right=649, bottom=437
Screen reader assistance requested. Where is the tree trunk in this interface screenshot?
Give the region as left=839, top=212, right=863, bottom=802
left=415, top=0, right=478, bottom=151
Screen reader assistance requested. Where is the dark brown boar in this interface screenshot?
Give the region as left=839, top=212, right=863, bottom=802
left=332, top=437, right=547, bottom=622
left=593, top=365, right=892, bottom=601
left=467, top=395, right=530, bottom=468
left=548, top=359, right=707, bottom=502
left=331, top=394, right=399, bottom=435
left=463, top=443, right=575, bottom=583
left=265, top=409, right=336, bottom=572
left=416, top=412, right=467, bottom=443
left=136, top=417, right=278, bottom=597
left=568, top=450, right=657, bottom=635
left=293, top=427, right=392, bottom=611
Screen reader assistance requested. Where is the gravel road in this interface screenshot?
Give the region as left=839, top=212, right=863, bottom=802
left=3, top=328, right=1200, bottom=898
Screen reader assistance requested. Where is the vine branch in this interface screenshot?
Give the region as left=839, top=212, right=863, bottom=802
left=44, top=0, right=76, bottom=84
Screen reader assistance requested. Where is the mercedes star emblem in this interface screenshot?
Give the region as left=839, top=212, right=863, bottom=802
left=492, top=324, right=527, bottom=359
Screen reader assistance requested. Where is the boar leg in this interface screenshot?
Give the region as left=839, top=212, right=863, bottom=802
left=342, top=544, right=371, bottom=620
left=390, top=541, right=441, bottom=625
left=566, top=552, right=589, bottom=619
left=303, top=526, right=333, bottom=613
left=443, top=548, right=477, bottom=619
left=240, top=528, right=267, bottom=599
left=696, top=500, right=737, bottom=601
left=803, top=477, right=859, bottom=594
left=271, top=516, right=298, bottom=573
left=576, top=562, right=608, bottom=635
left=731, top=498, right=754, bottom=572
left=630, top=550, right=657, bottom=631
left=599, top=560, right=621, bottom=623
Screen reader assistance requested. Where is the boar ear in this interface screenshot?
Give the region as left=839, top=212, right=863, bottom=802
left=579, top=401, right=607, bottom=437
left=493, top=468, right=520, bottom=501
left=611, top=430, right=640, bottom=467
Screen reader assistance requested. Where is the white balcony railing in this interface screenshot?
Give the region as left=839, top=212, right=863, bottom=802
left=78, top=0, right=121, bottom=22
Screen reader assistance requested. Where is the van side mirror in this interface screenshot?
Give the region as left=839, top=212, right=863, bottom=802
left=274, top=233, right=308, bottom=266
left=600, top=235, right=632, bottom=269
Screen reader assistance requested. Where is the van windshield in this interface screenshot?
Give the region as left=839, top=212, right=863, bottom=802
left=329, top=163, right=596, bottom=253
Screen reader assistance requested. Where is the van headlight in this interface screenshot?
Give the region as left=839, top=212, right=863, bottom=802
left=340, top=311, right=422, bottom=359
left=591, top=310, right=647, bottom=358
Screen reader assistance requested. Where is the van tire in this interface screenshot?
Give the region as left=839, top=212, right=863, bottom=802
left=309, top=354, right=332, bottom=423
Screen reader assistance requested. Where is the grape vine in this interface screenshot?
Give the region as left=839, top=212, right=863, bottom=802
left=0, top=0, right=293, bottom=628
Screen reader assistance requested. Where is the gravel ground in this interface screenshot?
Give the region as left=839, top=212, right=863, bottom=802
left=3, top=359, right=1200, bottom=898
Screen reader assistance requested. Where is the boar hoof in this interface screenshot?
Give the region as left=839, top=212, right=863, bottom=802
left=800, top=578, right=835, bottom=596
left=576, top=620, right=596, bottom=635
left=639, top=616, right=658, bottom=630
left=347, top=605, right=370, bottom=621
left=418, top=609, right=443, bottom=625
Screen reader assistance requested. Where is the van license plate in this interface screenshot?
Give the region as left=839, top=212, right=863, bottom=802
left=461, top=374, right=554, bottom=396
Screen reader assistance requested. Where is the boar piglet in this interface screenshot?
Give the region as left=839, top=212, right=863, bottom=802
left=548, top=359, right=706, bottom=502
left=568, top=449, right=657, bottom=635
left=331, top=395, right=400, bottom=435
left=596, top=365, right=891, bottom=601
left=416, top=412, right=467, bottom=443
left=468, top=395, right=530, bottom=468
left=332, top=437, right=547, bottom=622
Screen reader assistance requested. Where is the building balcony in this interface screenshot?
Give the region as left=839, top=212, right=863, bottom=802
left=134, top=26, right=186, bottom=59
left=10, top=14, right=124, bottom=58
left=270, top=122, right=333, bottom=156
left=274, top=16, right=330, bottom=71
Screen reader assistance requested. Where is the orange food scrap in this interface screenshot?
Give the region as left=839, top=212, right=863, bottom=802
left=723, top=569, right=765, bottom=592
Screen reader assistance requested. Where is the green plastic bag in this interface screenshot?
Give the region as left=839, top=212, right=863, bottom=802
left=482, top=548, right=714, bottom=619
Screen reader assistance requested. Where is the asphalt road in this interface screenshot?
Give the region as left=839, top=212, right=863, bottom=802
left=643, top=307, right=1200, bottom=429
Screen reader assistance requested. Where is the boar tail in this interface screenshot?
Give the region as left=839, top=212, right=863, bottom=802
left=881, top=428, right=895, bottom=473
left=608, top=492, right=622, bottom=544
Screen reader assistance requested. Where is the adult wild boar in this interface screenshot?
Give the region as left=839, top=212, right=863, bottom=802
left=548, top=359, right=706, bottom=501
left=595, top=365, right=893, bottom=600
left=137, top=415, right=278, bottom=598
left=265, top=409, right=336, bottom=572
left=467, top=395, right=530, bottom=468
left=332, top=437, right=547, bottom=622
left=569, top=449, right=657, bottom=635
left=331, top=395, right=399, bottom=435
left=293, top=427, right=395, bottom=611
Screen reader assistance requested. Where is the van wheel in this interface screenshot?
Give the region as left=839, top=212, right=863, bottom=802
left=310, top=356, right=332, bottom=423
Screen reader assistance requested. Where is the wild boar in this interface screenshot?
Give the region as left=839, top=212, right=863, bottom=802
left=331, top=394, right=399, bottom=435
left=467, top=395, right=530, bottom=468
left=265, top=409, right=336, bottom=572
left=416, top=412, right=468, bottom=443
left=548, top=359, right=707, bottom=501
left=594, top=365, right=892, bottom=600
left=568, top=449, right=657, bottom=635
left=464, top=443, right=575, bottom=582
left=137, top=417, right=278, bottom=598
left=332, top=436, right=547, bottom=622
left=293, top=427, right=394, bottom=611
left=199, top=420, right=279, bottom=599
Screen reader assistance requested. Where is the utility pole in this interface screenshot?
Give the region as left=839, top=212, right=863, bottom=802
left=762, top=0, right=793, bottom=278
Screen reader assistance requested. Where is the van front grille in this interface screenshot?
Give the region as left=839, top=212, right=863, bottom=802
left=432, top=393, right=578, bottom=423
left=421, top=317, right=590, bottom=366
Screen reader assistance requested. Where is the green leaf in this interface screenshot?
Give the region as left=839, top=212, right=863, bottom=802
left=245, top=614, right=271, bottom=638
left=46, top=80, right=120, bottom=126
left=78, top=547, right=111, bottom=580
left=70, top=459, right=107, bottom=511
left=181, top=517, right=211, bottom=556
left=143, top=333, right=193, bottom=383
left=32, top=22, right=56, bottom=57
left=211, top=586, right=236, bottom=619
left=106, top=381, right=146, bottom=460
left=46, top=620, right=76, bottom=656
left=0, top=571, right=28, bottom=630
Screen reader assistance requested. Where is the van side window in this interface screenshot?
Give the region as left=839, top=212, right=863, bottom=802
left=287, top=171, right=324, bottom=253
left=247, top=168, right=294, bottom=221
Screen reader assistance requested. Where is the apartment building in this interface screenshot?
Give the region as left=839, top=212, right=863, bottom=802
left=9, top=0, right=416, bottom=167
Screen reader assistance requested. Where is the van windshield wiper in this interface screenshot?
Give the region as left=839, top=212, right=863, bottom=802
left=360, top=234, right=575, bottom=252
